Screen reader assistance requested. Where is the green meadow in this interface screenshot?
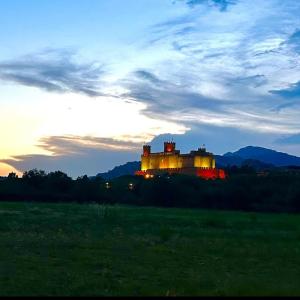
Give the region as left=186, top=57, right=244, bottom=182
left=0, top=201, right=300, bottom=296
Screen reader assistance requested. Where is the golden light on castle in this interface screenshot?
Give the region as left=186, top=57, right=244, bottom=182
left=135, top=142, right=226, bottom=180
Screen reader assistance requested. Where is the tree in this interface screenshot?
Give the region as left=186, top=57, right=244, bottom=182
left=47, top=171, right=73, bottom=192
left=7, top=172, right=18, bottom=180
left=22, top=169, right=47, bottom=187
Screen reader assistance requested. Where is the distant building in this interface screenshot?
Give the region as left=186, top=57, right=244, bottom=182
left=135, top=142, right=226, bottom=180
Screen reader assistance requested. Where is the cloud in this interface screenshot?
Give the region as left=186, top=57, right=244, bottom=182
left=231, top=75, right=268, bottom=88
left=147, top=0, right=238, bottom=47
left=122, top=69, right=298, bottom=135
left=286, top=29, right=300, bottom=53
left=270, top=81, right=300, bottom=99
left=182, top=0, right=238, bottom=11
left=0, top=49, right=105, bottom=97
left=133, top=70, right=162, bottom=85
left=37, top=135, right=141, bottom=154
left=129, top=0, right=300, bottom=138
left=1, top=135, right=141, bottom=178
left=150, top=123, right=282, bottom=155
left=122, top=69, right=231, bottom=120
left=276, top=133, right=300, bottom=145
left=269, top=81, right=300, bottom=111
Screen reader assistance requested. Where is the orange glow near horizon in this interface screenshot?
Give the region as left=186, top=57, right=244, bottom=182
left=0, top=163, right=22, bottom=177
left=0, top=88, right=188, bottom=164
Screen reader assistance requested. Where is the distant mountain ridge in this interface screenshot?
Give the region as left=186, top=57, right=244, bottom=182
left=227, top=146, right=300, bottom=167
left=96, top=146, right=300, bottom=179
left=97, top=161, right=140, bottom=180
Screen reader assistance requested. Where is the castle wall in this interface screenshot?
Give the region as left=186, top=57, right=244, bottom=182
left=212, top=158, right=216, bottom=169
left=142, top=153, right=215, bottom=170
left=194, top=156, right=215, bottom=168
left=181, top=155, right=194, bottom=168
left=142, top=153, right=183, bottom=170
left=141, top=156, right=150, bottom=171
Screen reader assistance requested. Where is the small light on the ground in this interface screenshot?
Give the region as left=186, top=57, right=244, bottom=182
left=129, top=183, right=134, bottom=190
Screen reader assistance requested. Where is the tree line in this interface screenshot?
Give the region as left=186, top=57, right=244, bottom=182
left=0, top=166, right=300, bottom=213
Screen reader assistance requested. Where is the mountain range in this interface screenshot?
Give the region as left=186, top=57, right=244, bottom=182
left=221, top=146, right=300, bottom=167
left=96, top=146, right=300, bottom=179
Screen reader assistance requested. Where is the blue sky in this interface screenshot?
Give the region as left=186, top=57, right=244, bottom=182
left=1, top=0, right=300, bottom=177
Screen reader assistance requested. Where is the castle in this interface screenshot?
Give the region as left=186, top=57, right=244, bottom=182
left=135, top=142, right=226, bottom=180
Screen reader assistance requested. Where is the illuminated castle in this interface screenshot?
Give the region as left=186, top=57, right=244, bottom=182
left=135, top=142, right=226, bottom=180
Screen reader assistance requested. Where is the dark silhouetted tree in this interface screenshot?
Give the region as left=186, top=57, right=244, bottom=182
left=22, top=169, right=47, bottom=187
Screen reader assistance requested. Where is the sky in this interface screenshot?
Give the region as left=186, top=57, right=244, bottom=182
left=1, top=0, right=300, bottom=177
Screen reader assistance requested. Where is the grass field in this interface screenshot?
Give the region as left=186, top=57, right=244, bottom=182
left=0, top=201, right=300, bottom=296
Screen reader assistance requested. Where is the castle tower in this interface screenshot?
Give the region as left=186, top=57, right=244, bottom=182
left=164, top=141, right=176, bottom=153
left=143, top=145, right=151, bottom=157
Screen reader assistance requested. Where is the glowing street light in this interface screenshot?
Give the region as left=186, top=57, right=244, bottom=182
left=129, top=183, right=134, bottom=190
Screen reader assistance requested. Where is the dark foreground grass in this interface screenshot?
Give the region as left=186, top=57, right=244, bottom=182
left=0, top=202, right=300, bottom=296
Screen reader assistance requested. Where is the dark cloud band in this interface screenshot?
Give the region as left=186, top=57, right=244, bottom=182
left=0, top=49, right=104, bottom=97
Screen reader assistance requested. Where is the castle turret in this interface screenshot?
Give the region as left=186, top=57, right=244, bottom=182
left=198, top=144, right=206, bottom=153
left=164, top=141, right=176, bottom=153
left=143, top=145, right=151, bottom=157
